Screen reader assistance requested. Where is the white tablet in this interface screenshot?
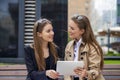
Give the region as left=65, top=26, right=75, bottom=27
left=56, top=61, right=84, bottom=75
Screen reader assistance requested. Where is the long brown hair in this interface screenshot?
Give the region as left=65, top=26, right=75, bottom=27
left=33, top=18, right=58, bottom=71
left=71, top=14, right=104, bottom=69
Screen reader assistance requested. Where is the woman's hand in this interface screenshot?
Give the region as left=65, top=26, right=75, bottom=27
left=74, top=67, right=87, bottom=78
left=46, top=70, right=59, bottom=79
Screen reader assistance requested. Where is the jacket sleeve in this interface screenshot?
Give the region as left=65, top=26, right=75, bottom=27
left=64, top=41, right=72, bottom=61
left=24, top=45, right=49, bottom=80
left=87, top=45, right=101, bottom=80
left=64, top=43, right=68, bottom=61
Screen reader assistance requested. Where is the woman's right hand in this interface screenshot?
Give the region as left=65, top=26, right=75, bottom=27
left=46, top=70, right=59, bottom=79
left=74, top=67, right=87, bottom=78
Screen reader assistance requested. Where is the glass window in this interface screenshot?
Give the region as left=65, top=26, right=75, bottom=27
left=41, top=0, right=68, bottom=58
left=117, top=5, right=120, bottom=16
left=0, top=0, right=18, bottom=58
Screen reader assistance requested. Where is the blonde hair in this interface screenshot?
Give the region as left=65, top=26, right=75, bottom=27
left=33, top=18, right=58, bottom=71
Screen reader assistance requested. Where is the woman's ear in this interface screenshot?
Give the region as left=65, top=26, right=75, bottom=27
left=37, top=32, right=42, bottom=37
left=81, top=29, right=85, bottom=34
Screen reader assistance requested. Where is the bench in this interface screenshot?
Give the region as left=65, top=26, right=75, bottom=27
left=0, top=64, right=120, bottom=80
left=0, top=64, right=27, bottom=80
left=102, top=64, right=120, bottom=80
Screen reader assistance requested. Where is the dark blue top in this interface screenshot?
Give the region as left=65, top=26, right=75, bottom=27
left=24, top=45, right=59, bottom=80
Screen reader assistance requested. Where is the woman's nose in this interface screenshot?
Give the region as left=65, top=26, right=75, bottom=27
left=51, top=31, right=54, bottom=35
left=68, top=28, right=71, bottom=33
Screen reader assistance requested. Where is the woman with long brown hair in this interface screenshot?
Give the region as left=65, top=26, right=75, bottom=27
left=24, top=18, right=60, bottom=80
left=64, top=14, right=105, bottom=80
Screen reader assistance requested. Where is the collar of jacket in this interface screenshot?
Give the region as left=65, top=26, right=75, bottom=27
left=73, top=39, right=85, bottom=46
left=65, top=39, right=86, bottom=60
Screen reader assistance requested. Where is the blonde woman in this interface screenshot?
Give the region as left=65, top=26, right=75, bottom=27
left=64, top=14, right=105, bottom=80
left=24, top=18, right=60, bottom=80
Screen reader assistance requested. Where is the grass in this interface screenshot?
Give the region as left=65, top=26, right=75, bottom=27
left=0, top=63, right=17, bottom=65
left=104, top=60, right=120, bottom=64
left=0, top=60, right=120, bottom=65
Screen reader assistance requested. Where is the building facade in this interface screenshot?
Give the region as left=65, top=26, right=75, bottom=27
left=117, top=0, right=120, bottom=25
left=0, top=0, right=67, bottom=63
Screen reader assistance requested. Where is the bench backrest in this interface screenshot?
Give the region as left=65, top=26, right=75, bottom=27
left=102, top=64, right=120, bottom=80
left=0, top=64, right=120, bottom=80
left=0, top=65, right=27, bottom=80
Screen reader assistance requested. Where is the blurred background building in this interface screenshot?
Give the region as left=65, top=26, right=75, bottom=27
left=68, top=0, right=91, bottom=21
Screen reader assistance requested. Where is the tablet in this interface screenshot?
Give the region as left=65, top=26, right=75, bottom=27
left=56, top=61, right=84, bottom=75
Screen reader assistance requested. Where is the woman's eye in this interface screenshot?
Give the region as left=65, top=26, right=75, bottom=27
left=70, top=27, right=74, bottom=30
left=46, top=29, right=50, bottom=33
left=47, top=29, right=53, bottom=33
left=69, top=26, right=74, bottom=30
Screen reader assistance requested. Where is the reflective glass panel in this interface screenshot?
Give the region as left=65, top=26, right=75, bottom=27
left=0, top=0, right=18, bottom=58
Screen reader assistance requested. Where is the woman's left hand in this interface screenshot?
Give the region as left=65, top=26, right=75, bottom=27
left=74, top=67, right=87, bottom=78
left=46, top=70, right=59, bottom=79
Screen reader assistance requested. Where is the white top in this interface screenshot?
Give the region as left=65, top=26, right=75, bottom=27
left=74, top=38, right=82, bottom=61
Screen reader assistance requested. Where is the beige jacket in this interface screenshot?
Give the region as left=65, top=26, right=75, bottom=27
left=64, top=40, right=105, bottom=80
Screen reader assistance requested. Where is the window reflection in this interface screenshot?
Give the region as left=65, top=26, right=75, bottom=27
left=41, top=0, right=68, bottom=58
left=0, top=0, right=18, bottom=58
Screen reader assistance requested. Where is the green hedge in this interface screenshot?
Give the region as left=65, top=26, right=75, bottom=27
left=105, top=51, right=120, bottom=56
left=104, top=60, right=120, bottom=64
